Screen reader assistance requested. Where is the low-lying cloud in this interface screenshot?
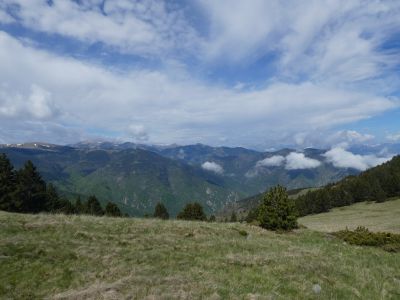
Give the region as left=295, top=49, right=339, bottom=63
left=256, top=155, right=285, bottom=167
left=201, top=161, right=224, bottom=174
left=256, top=152, right=321, bottom=170
left=285, top=152, right=321, bottom=170
left=324, top=147, right=392, bottom=171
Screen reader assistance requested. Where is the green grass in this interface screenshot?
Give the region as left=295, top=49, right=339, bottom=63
left=1, top=212, right=400, bottom=299
left=299, top=198, right=400, bottom=233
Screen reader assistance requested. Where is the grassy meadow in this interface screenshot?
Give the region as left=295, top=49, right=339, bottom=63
left=299, top=198, right=400, bottom=233
left=1, top=211, right=400, bottom=299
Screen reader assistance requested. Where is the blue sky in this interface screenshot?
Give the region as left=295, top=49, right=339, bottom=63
left=0, top=0, right=399, bottom=150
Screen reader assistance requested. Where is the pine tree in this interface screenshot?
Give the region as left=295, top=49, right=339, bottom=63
left=258, top=185, right=298, bottom=231
left=105, top=202, right=122, bottom=217
left=153, top=202, right=169, bottom=220
left=75, top=196, right=84, bottom=214
left=14, top=160, right=47, bottom=213
left=86, top=195, right=104, bottom=216
left=45, top=183, right=62, bottom=212
left=230, top=211, right=237, bottom=222
left=177, top=202, right=206, bottom=221
left=0, top=153, right=16, bottom=211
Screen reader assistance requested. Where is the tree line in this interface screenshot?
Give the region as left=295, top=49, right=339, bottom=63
left=0, top=153, right=123, bottom=217
left=295, top=155, right=400, bottom=216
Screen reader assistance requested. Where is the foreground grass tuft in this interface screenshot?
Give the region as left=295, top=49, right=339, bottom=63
left=1, top=211, right=400, bottom=299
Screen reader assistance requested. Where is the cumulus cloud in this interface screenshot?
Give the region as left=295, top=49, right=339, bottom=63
left=387, top=133, right=400, bottom=142
left=256, top=155, right=285, bottom=167
left=201, top=161, right=224, bottom=174
left=285, top=152, right=321, bottom=170
left=324, top=147, right=392, bottom=171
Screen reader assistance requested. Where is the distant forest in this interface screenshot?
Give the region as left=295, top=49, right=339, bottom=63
left=295, top=155, right=400, bottom=216
left=0, top=153, right=123, bottom=217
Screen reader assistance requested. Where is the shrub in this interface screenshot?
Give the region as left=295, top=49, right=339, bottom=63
left=153, top=202, right=169, bottom=220
left=177, top=202, right=206, bottom=221
left=258, top=185, right=298, bottom=231
left=230, top=211, right=237, bottom=222
left=333, top=226, right=400, bottom=252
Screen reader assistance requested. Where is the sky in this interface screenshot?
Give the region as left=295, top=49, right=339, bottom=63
left=0, top=0, right=400, bottom=150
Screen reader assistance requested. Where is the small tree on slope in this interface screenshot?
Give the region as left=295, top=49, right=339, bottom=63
left=153, top=202, right=169, bottom=220
left=258, top=185, right=298, bottom=231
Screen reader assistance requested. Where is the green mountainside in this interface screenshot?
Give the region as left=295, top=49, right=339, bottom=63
left=0, top=143, right=358, bottom=216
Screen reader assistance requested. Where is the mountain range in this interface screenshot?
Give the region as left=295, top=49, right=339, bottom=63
left=1, top=141, right=397, bottom=216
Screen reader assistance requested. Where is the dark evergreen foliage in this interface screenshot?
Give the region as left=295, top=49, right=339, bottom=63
left=296, top=156, right=400, bottom=216
left=0, top=153, right=123, bottom=217
left=230, top=211, right=237, bottom=222
left=334, top=226, right=400, bottom=253
left=0, top=154, right=16, bottom=211
left=105, top=201, right=122, bottom=217
left=177, top=202, right=207, bottom=221
left=153, top=202, right=169, bottom=219
left=208, top=215, right=216, bottom=222
left=258, top=185, right=298, bottom=231
left=86, top=195, right=104, bottom=216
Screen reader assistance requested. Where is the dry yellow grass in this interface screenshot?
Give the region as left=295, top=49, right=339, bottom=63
left=299, top=198, right=400, bottom=233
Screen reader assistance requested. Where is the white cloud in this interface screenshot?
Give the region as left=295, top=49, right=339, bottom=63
left=324, top=147, right=392, bottom=171
left=285, top=152, right=321, bottom=170
left=127, top=124, right=148, bottom=142
left=292, top=130, right=375, bottom=149
left=256, top=155, right=285, bottom=167
left=201, top=161, right=224, bottom=174
left=197, top=0, right=400, bottom=83
left=387, top=133, right=400, bottom=142
left=0, top=31, right=396, bottom=146
left=255, top=153, right=321, bottom=170
left=0, top=0, right=199, bottom=57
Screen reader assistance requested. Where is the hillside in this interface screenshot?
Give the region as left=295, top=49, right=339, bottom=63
left=0, top=143, right=359, bottom=216
left=0, top=146, right=238, bottom=216
left=299, top=198, right=400, bottom=233
left=0, top=211, right=399, bottom=299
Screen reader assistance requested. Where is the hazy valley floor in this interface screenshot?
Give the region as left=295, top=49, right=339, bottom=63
left=1, top=211, right=399, bottom=299
left=299, top=198, right=400, bottom=233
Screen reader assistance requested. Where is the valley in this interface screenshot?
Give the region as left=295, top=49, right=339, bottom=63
left=0, top=142, right=360, bottom=216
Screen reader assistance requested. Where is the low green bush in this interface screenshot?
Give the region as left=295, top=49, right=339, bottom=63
left=333, top=226, right=400, bottom=252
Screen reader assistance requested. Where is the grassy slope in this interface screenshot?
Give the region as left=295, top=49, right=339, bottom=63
left=299, top=198, right=400, bottom=233
left=1, top=212, right=400, bottom=299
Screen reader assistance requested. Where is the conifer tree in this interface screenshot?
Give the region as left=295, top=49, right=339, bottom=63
left=14, top=160, right=47, bottom=213
left=86, top=195, right=104, bottom=216
left=105, top=202, right=122, bottom=217
left=153, top=202, right=169, bottom=220
left=0, top=154, right=16, bottom=211
left=177, top=202, right=206, bottom=221
left=258, top=185, right=297, bottom=231
left=230, top=211, right=237, bottom=222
